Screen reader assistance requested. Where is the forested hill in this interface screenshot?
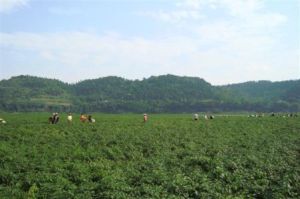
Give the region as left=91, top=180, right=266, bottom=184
left=0, top=75, right=299, bottom=112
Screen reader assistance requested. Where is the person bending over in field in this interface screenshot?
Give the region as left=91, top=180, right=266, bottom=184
left=50, top=113, right=56, bottom=124
left=0, top=118, right=6, bottom=124
left=48, top=115, right=53, bottom=124
left=80, top=113, right=87, bottom=122
left=54, top=113, right=59, bottom=124
left=88, top=115, right=96, bottom=123
left=143, top=114, right=148, bottom=122
left=194, top=113, right=199, bottom=121
left=49, top=113, right=59, bottom=124
left=67, top=113, right=72, bottom=124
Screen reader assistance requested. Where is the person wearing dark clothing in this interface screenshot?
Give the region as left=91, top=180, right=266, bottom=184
left=54, top=113, right=59, bottom=124
left=51, top=113, right=56, bottom=124
left=50, top=113, right=59, bottom=124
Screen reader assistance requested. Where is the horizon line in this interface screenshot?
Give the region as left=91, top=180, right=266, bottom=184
left=1, top=74, right=299, bottom=86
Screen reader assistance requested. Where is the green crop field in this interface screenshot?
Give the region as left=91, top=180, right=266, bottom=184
left=0, top=113, right=299, bottom=198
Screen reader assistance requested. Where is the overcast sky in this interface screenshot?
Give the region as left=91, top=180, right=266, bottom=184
left=0, top=0, right=299, bottom=85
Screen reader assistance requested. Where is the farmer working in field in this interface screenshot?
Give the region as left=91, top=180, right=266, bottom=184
left=49, top=113, right=59, bottom=124
left=67, top=113, right=72, bottom=124
left=53, top=113, right=60, bottom=124
left=49, top=113, right=55, bottom=124
left=80, top=113, right=87, bottom=122
left=88, top=115, right=96, bottom=123
left=0, top=118, right=6, bottom=124
left=143, top=113, right=148, bottom=122
left=194, top=113, right=199, bottom=121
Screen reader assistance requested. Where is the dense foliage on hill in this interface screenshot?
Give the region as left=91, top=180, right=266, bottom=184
left=0, top=75, right=299, bottom=112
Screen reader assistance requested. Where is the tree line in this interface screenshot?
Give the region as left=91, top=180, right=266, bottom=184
left=0, top=75, right=299, bottom=113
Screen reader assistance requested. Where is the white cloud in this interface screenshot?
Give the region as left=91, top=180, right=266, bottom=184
left=0, top=0, right=29, bottom=13
left=176, top=0, right=263, bottom=14
left=144, top=0, right=286, bottom=28
left=0, top=32, right=195, bottom=70
left=176, top=0, right=207, bottom=10
left=0, top=0, right=297, bottom=84
left=136, top=0, right=291, bottom=82
left=137, top=9, right=203, bottom=24
left=220, top=0, right=264, bottom=17
left=48, top=7, right=82, bottom=16
left=1, top=28, right=298, bottom=84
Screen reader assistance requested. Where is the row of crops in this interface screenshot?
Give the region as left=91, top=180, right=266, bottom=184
left=0, top=113, right=299, bottom=198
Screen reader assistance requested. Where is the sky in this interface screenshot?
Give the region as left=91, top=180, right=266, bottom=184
left=0, top=0, right=299, bottom=85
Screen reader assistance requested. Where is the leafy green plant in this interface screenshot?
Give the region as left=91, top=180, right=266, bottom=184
left=0, top=113, right=299, bottom=198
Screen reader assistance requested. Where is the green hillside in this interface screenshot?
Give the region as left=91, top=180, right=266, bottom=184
left=0, top=75, right=72, bottom=111
left=0, top=75, right=299, bottom=112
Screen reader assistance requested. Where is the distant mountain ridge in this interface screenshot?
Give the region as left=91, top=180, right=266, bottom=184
left=0, top=75, right=299, bottom=112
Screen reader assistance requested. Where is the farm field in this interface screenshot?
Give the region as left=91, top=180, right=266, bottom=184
left=0, top=113, right=299, bottom=198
